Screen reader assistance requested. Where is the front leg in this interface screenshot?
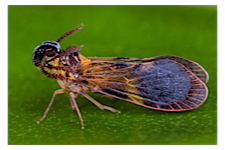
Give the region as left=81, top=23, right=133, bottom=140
left=37, top=89, right=67, bottom=123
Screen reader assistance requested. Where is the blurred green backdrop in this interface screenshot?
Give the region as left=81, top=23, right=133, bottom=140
left=8, top=5, right=217, bottom=145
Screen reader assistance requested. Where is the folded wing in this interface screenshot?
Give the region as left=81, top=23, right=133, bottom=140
left=78, top=56, right=208, bottom=111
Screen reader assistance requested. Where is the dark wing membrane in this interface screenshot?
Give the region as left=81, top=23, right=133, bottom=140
left=153, top=56, right=209, bottom=83
left=88, top=55, right=209, bottom=83
left=79, top=57, right=208, bottom=111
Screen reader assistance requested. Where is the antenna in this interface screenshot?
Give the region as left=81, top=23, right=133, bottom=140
left=56, top=23, right=84, bottom=43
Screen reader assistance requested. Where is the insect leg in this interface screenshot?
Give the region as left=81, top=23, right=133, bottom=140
left=79, top=92, right=121, bottom=113
left=37, top=89, right=67, bottom=124
left=68, top=93, right=78, bottom=110
left=68, top=92, right=84, bottom=129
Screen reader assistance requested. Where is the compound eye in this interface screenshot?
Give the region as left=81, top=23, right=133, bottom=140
left=45, top=48, right=56, bottom=57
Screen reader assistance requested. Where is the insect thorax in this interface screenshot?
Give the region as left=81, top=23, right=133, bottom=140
left=59, top=51, right=81, bottom=68
left=42, top=51, right=82, bottom=80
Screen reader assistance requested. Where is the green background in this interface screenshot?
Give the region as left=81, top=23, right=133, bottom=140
left=8, top=5, right=217, bottom=145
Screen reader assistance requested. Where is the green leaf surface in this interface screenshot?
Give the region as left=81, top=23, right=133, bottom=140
left=8, top=5, right=217, bottom=145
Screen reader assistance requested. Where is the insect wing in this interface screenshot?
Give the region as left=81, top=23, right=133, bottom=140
left=79, top=56, right=208, bottom=111
left=153, top=56, right=209, bottom=83
left=88, top=55, right=209, bottom=83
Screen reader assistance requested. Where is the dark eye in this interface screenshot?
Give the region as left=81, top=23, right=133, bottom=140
left=45, top=49, right=56, bottom=57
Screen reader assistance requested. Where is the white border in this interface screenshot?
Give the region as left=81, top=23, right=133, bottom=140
left=2, top=1, right=224, bottom=149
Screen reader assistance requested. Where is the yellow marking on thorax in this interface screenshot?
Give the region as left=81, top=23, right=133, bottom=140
left=68, top=73, right=74, bottom=80
left=51, top=68, right=75, bottom=80
left=45, top=56, right=76, bottom=80
left=78, top=53, right=91, bottom=65
left=78, top=53, right=92, bottom=71
left=51, top=68, right=66, bottom=76
left=48, top=58, right=60, bottom=67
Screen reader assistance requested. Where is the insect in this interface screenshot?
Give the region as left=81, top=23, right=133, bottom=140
left=32, top=24, right=208, bottom=129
